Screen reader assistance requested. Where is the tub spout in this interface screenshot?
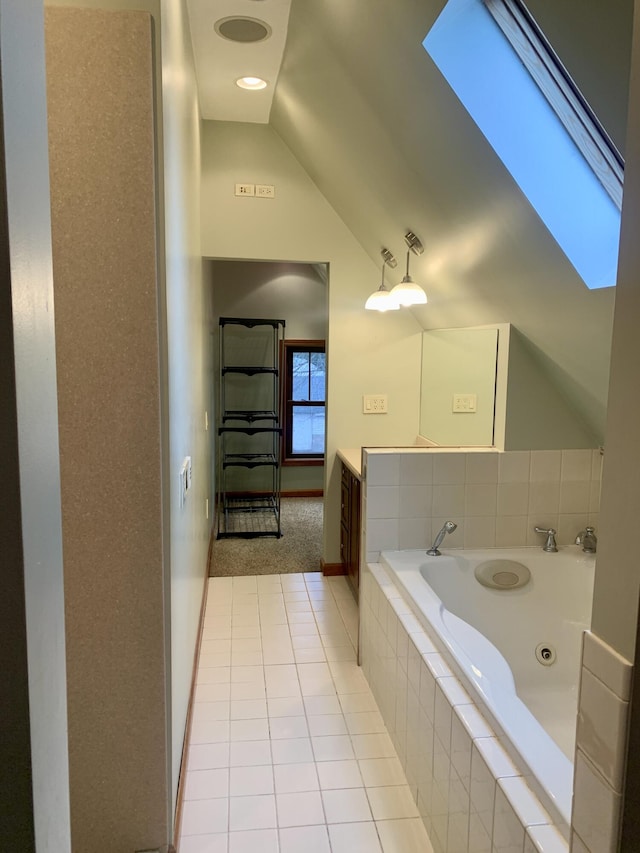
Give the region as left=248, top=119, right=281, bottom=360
left=427, top=520, right=457, bottom=556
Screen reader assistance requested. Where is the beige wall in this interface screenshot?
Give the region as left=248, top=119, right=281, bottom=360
left=419, top=324, right=597, bottom=450
left=160, top=0, right=213, bottom=810
left=46, top=8, right=169, bottom=851
left=271, top=0, right=621, bottom=445
left=503, top=328, right=598, bottom=451
left=201, top=120, right=424, bottom=563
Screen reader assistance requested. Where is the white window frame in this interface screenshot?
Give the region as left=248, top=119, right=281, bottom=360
left=484, top=0, right=624, bottom=208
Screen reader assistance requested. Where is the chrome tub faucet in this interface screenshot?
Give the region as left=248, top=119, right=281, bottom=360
left=534, top=526, right=558, bottom=552
left=576, top=526, right=597, bottom=553
left=427, top=520, right=457, bottom=556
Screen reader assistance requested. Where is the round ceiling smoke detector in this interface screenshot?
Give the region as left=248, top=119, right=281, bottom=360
left=214, top=16, right=272, bottom=43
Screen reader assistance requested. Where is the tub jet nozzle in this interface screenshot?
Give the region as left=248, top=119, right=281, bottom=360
left=427, top=520, right=458, bottom=556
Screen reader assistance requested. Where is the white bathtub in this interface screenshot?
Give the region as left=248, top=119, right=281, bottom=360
left=379, top=546, right=596, bottom=825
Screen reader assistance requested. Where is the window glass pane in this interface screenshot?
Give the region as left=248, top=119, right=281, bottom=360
left=423, top=0, right=621, bottom=289
left=292, top=405, right=325, bottom=455
left=292, top=352, right=310, bottom=400
left=310, top=352, right=326, bottom=401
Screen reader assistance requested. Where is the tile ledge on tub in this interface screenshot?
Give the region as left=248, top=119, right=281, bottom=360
left=526, top=823, right=569, bottom=852
left=454, top=702, right=494, bottom=740
left=389, top=596, right=413, bottom=616
left=422, top=652, right=453, bottom=680
left=474, top=735, right=521, bottom=779
left=499, top=775, right=553, bottom=829
left=437, top=674, right=472, bottom=706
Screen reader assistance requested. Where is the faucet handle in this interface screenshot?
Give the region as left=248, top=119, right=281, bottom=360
left=534, top=526, right=558, bottom=552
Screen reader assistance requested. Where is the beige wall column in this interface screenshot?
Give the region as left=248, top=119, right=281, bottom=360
left=46, top=8, right=169, bottom=851
left=583, top=1, right=640, bottom=847
left=591, top=1, right=640, bottom=664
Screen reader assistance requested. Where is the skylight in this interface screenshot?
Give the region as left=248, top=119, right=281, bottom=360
left=423, top=0, right=623, bottom=290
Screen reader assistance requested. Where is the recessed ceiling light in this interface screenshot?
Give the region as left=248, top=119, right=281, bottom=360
left=215, top=16, right=272, bottom=43
left=236, top=76, right=268, bottom=91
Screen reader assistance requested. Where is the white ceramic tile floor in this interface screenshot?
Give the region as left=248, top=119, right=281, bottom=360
left=178, top=572, right=433, bottom=853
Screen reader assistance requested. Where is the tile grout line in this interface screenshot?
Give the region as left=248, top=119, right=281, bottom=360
left=182, top=572, right=431, bottom=853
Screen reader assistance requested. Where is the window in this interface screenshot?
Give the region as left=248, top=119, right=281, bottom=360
left=423, top=0, right=623, bottom=289
left=281, top=341, right=326, bottom=464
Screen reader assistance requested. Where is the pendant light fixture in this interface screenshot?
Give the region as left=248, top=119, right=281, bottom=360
left=365, top=249, right=400, bottom=311
left=390, top=231, right=428, bottom=306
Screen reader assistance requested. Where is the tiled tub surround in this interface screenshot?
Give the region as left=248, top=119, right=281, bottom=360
left=357, top=442, right=631, bottom=853
left=362, top=448, right=602, bottom=564
left=360, top=561, right=571, bottom=853
left=378, top=546, right=596, bottom=825
left=571, top=631, right=632, bottom=853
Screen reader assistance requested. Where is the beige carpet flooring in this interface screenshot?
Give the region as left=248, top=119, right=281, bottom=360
left=209, top=496, right=323, bottom=577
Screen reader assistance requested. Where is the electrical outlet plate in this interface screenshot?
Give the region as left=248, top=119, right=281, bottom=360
left=363, top=394, right=388, bottom=414
left=235, top=183, right=255, bottom=196
left=256, top=184, right=275, bottom=198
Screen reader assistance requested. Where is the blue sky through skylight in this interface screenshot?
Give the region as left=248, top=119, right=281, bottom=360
left=423, top=0, right=621, bottom=289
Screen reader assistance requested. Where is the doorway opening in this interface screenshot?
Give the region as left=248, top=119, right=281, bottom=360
left=208, top=258, right=328, bottom=577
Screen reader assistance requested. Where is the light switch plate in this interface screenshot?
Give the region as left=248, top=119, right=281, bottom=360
left=363, top=394, right=388, bottom=414
left=452, top=393, right=477, bottom=412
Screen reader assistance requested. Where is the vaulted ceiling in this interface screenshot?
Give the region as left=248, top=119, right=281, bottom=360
left=186, top=0, right=292, bottom=123
left=190, top=0, right=635, bottom=442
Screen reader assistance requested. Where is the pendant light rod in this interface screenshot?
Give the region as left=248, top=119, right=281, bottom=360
left=364, top=248, right=400, bottom=311
left=389, top=229, right=428, bottom=307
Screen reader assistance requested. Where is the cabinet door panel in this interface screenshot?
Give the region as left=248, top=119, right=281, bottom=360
left=341, top=478, right=350, bottom=528
left=348, top=473, right=360, bottom=594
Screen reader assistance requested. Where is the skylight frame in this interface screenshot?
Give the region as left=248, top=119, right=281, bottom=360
left=423, top=0, right=624, bottom=290
left=484, top=0, right=624, bottom=209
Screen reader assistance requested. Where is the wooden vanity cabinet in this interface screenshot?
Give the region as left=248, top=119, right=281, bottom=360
left=340, top=462, right=361, bottom=599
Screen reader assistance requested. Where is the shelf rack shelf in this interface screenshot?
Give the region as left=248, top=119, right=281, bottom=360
left=216, top=316, right=286, bottom=539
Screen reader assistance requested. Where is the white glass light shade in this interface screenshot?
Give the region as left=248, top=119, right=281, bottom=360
left=390, top=276, right=428, bottom=306
left=364, top=286, right=400, bottom=311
